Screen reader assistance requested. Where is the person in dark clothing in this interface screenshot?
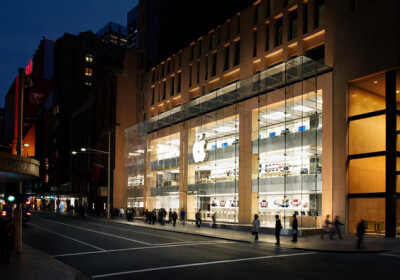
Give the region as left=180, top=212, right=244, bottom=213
left=195, top=209, right=202, bottom=228
left=180, top=208, right=186, bottom=225
left=172, top=211, right=178, bottom=226
left=275, top=215, right=282, bottom=245
left=356, top=219, right=366, bottom=249
left=168, top=209, right=173, bottom=224
left=330, top=216, right=344, bottom=239
left=212, top=212, right=217, bottom=228
left=292, top=214, right=298, bottom=242
left=152, top=209, right=157, bottom=225
left=320, top=215, right=331, bottom=239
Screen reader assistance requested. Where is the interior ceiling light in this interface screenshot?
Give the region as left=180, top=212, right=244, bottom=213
left=262, top=112, right=292, bottom=120
left=293, top=105, right=314, bottom=112
left=373, top=81, right=378, bottom=84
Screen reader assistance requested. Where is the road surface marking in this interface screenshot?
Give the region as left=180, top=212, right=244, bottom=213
left=380, top=253, right=400, bottom=258
left=52, top=240, right=233, bottom=258
left=84, top=221, right=187, bottom=242
left=91, top=252, right=317, bottom=278
left=36, top=217, right=152, bottom=245
left=30, top=223, right=104, bottom=251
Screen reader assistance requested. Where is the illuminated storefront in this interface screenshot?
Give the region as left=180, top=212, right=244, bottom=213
left=125, top=57, right=332, bottom=229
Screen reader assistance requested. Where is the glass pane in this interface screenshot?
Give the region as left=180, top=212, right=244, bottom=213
left=349, top=115, right=385, bottom=155
left=349, top=74, right=385, bottom=117
left=349, top=198, right=385, bottom=234
left=349, top=156, right=385, bottom=193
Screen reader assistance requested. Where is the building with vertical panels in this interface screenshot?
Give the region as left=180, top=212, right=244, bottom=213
left=116, top=0, right=400, bottom=237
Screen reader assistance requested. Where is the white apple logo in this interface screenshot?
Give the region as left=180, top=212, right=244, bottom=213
left=193, top=133, right=208, bottom=163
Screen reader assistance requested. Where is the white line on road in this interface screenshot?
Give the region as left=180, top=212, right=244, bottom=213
left=30, top=223, right=105, bottom=251
left=91, top=252, right=317, bottom=278
left=380, top=253, right=400, bottom=258
left=36, top=217, right=152, bottom=245
left=84, top=221, right=187, bottom=242
left=52, top=240, right=233, bottom=258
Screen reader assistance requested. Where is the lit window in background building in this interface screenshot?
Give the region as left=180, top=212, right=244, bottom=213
left=85, top=54, right=93, bottom=63
left=85, top=82, right=92, bottom=86
left=85, top=68, right=93, bottom=76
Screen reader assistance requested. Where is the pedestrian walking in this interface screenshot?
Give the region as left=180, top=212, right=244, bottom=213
left=196, top=209, right=202, bottom=228
left=180, top=208, right=186, bottom=225
left=119, top=207, right=124, bottom=219
left=356, top=219, right=366, bottom=249
left=172, top=210, right=178, bottom=226
left=320, top=215, right=331, bottom=239
left=211, top=212, right=217, bottom=228
left=151, top=209, right=157, bottom=225
left=126, top=208, right=132, bottom=221
left=252, top=214, right=260, bottom=241
left=168, top=209, right=173, bottom=224
left=275, top=215, right=282, bottom=245
left=292, top=213, right=298, bottom=242
left=330, top=216, right=344, bottom=239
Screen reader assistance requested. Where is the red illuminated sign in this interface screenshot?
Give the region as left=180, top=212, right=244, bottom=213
left=25, top=59, right=33, bottom=75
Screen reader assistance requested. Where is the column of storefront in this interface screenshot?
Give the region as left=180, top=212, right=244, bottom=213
left=179, top=122, right=189, bottom=214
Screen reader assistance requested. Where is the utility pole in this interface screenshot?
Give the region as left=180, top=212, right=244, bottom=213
left=15, top=68, right=25, bottom=253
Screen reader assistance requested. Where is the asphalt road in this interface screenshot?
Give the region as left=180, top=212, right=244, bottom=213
left=23, top=213, right=400, bottom=280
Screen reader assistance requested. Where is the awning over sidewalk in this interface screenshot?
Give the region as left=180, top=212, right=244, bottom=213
left=0, top=151, right=40, bottom=182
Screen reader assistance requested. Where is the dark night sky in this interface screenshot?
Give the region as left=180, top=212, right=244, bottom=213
left=0, top=0, right=138, bottom=108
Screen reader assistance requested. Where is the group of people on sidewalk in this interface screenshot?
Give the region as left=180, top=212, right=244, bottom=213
left=142, top=208, right=186, bottom=226
left=252, top=213, right=298, bottom=244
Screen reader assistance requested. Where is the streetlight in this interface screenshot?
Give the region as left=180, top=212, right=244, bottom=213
left=75, top=131, right=112, bottom=221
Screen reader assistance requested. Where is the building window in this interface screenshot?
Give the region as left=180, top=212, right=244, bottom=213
left=170, top=76, right=175, bottom=96
left=189, top=65, right=192, bottom=87
left=151, top=87, right=155, bottom=105
left=275, top=17, right=283, bottom=47
left=265, top=24, right=270, bottom=51
left=85, top=54, right=93, bottom=63
left=162, top=81, right=166, bottom=100
left=303, top=2, right=308, bottom=34
left=152, top=70, right=155, bottom=83
left=254, top=4, right=261, bottom=24
left=85, top=68, right=93, bottom=76
left=253, top=30, right=258, bottom=57
left=226, top=21, right=230, bottom=40
left=177, top=72, right=181, bottom=93
left=233, top=40, right=240, bottom=66
left=172, top=57, right=175, bottom=71
left=224, top=45, right=230, bottom=71
left=266, top=0, right=274, bottom=17
left=211, top=52, right=217, bottom=77
left=179, top=53, right=182, bottom=68
left=216, top=28, right=220, bottom=45
left=167, top=60, right=170, bottom=74
left=209, top=32, right=215, bottom=50
left=315, top=0, right=325, bottom=28
left=205, top=56, right=208, bottom=80
left=237, top=15, right=240, bottom=34
left=191, top=45, right=195, bottom=60
left=161, top=64, right=165, bottom=77
left=140, top=72, right=144, bottom=90
left=197, top=61, right=200, bottom=84
left=84, top=82, right=92, bottom=86
left=350, top=0, right=356, bottom=12
left=289, top=9, right=298, bottom=41
left=198, top=39, right=203, bottom=57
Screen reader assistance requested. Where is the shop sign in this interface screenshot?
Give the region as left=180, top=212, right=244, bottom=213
left=193, top=134, right=208, bottom=163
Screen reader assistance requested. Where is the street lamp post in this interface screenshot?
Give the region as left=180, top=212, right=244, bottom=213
left=79, top=131, right=111, bottom=220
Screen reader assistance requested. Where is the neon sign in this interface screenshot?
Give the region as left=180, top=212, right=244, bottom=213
left=25, top=59, right=33, bottom=75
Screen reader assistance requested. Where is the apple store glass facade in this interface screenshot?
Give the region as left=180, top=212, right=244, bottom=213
left=125, top=56, right=331, bottom=228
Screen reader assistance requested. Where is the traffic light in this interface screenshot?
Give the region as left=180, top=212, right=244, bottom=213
left=4, top=182, right=17, bottom=204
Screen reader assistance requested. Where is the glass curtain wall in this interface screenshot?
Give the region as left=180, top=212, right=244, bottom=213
left=252, top=58, right=322, bottom=229
left=187, top=86, right=239, bottom=223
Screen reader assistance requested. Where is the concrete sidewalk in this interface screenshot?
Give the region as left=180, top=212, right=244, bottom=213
left=106, top=217, right=400, bottom=253
left=0, top=243, right=88, bottom=280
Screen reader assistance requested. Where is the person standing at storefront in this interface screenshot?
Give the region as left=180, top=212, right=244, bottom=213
left=292, top=213, right=298, bottom=242
left=172, top=210, right=178, bottom=226
left=180, top=208, right=186, bottom=225
left=212, top=212, right=217, bottom=228
left=275, top=215, right=282, bottom=245
left=356, top=219, right=366, bottom=249
left=252, top=214, right=260, bottom=241
left=196, top=209, right=202, bottom=228
left=168, top=209, right=173, bottom=224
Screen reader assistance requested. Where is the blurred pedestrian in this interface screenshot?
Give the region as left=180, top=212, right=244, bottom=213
left=356, top=219, right=366, bottom=249
left=212, top=212, right=217, bottom=228
left=168, top=209, right=173, bottom=224
left=172, top=211, right=178, bottom=227
left=320, top=215, right=331, bottom=239
left=252, top=214, right=260, bottom=241
left=330, top=216, right=344, bottom=239
left=180, top=208, right=186, bottom=225
left=275, top=215, right=282, bottom=245
left=292, top=213, right=298, bottom=242
left=196, top=209, right=202, bottom=228
left=119, top=207, right=124, bottom=219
